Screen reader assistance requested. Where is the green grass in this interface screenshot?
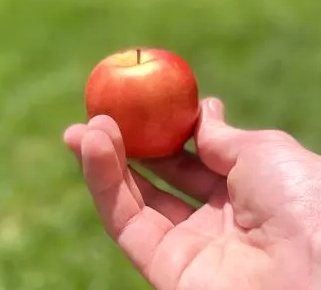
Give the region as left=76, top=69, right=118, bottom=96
left=1, top=0, right=321, bottom=289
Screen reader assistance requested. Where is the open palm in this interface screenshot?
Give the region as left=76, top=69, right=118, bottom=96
left=64, top=98, right=318, bottom=290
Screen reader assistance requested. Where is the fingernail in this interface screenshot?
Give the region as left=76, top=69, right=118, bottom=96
left=208, top=98, right=222, bottom=114
left=206, top=97, right=224, bottom=121
left=208, top=98, right=217, bottom=111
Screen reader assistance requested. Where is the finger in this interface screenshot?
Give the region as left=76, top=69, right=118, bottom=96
left=87, top=115, right=144, bottom=206
left=89, top=115, right=195, bottom=223
left=81, top=129, right=137, bottom=238
left=81, top=129, right=174, bottom=274
left=63, top=115, right=127, bottom=166
left=141, top=150, right=224, bottom=203
left=195, top=97, right=249, bottom=176
left=130, top=168, right=195, bottom=224
left=67, top=118, right=193, bottom=224
left=88, top=115, right=127, bottom=168
left=63, top=123, right=88, bottom=161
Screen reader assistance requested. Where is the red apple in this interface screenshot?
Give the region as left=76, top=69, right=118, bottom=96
left=85, top=47, right=200, bottom=159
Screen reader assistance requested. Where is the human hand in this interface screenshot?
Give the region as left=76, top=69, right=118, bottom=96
left=64, top=97, right=321, bottom=290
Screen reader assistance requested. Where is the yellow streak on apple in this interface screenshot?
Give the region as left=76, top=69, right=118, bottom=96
left=106, top=49, right=158, bottom=76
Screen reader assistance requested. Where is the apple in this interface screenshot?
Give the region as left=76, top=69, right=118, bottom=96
left=85, top=47, right=200, bottom=159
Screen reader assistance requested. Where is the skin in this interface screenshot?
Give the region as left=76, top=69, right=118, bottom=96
left=64, top=97, right=321, bottom=290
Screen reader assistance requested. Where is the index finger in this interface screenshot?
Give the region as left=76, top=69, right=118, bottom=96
left=81, top=129, right=174, bottom=275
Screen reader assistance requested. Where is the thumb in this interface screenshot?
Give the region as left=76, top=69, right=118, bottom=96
left=195, top=97, right=248, bottom=176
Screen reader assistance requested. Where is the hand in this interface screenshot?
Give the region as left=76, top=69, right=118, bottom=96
left=64, top=97, right=321, bottom=290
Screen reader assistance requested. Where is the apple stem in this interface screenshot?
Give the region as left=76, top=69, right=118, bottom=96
left=136, top=49, right=141, bottom=64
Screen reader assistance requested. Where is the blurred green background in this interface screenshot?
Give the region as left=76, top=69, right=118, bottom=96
left=1, top=0, right=321, bottom=289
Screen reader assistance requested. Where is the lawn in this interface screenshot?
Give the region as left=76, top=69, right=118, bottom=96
left=0, top=0, right=321, bottom=289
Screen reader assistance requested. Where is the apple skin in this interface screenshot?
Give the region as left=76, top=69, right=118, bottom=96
left=85, top=47, right=200, bottom=159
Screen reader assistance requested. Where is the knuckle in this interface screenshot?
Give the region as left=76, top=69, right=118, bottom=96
left=239, top=129, right=298, bottom=158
